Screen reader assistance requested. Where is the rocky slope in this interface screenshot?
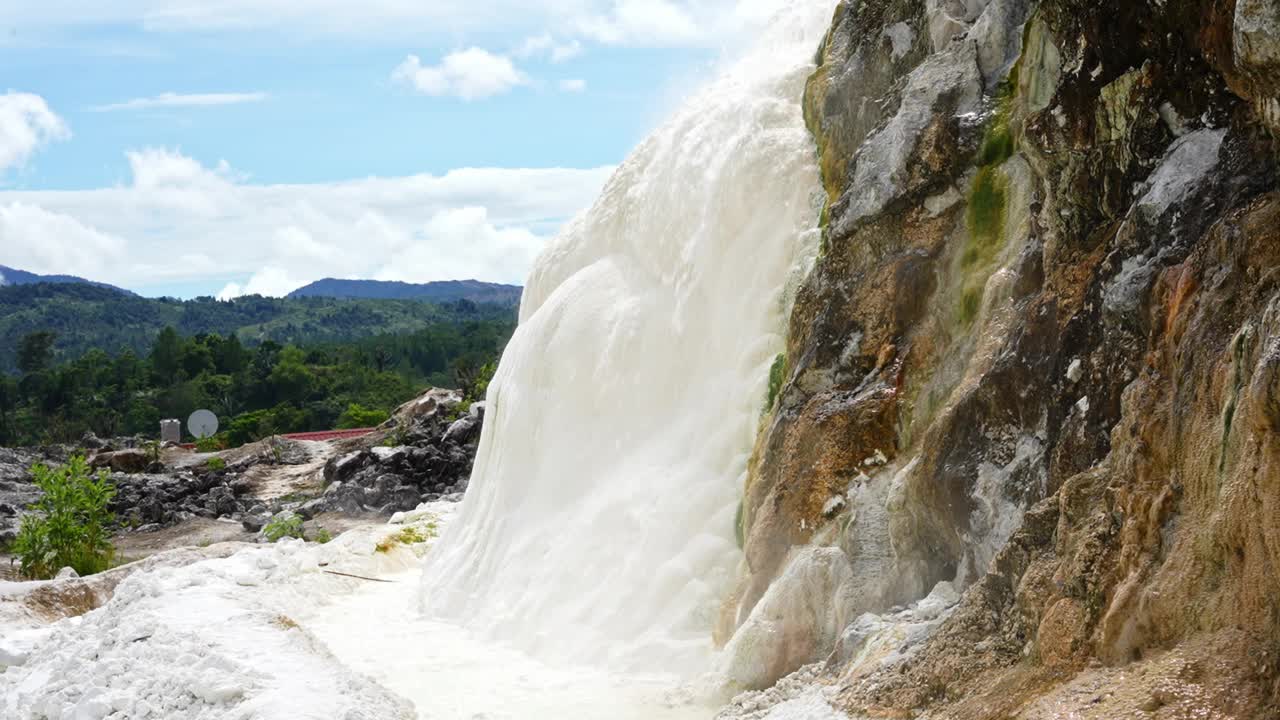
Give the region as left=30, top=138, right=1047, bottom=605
left=727, top=0, right=1280, bottom=716
left=1, top=389, right=484, bottom=572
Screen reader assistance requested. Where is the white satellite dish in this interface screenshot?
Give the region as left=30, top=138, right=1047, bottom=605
left=188, top=409, right=219, bottom=440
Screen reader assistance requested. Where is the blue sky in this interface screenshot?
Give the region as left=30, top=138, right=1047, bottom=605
left=0, top=1, right=767, bottom=298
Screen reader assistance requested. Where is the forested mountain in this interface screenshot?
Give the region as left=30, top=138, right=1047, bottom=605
left=287, top=278, right=522, bottom=305
left=0, top=304, right=512, bottom=447
left=0, top=265, right=133, bottom=295
left=0, top=283, right=515, bottom=373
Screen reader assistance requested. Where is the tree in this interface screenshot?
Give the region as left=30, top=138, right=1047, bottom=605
left=336, top=403, right=389, bottom=429
left=150, top=326, right=183, bottom=384
left=180, top=341, right=215, bottom=379
left=0, top=375, right=16, bottom=444
left=268, top=346, right=316, bottom=404
left=17, top=331, right=56, bottom=375
left=212, top=334, right=249, bottom=375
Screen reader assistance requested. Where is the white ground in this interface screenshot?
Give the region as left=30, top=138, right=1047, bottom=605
left=307, top=568, right=714, bottom=720
left=3, top=504, right=848, bottom=720
left=1, top=503, right=851, bottom=719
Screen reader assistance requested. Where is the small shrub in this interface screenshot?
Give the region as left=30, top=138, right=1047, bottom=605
left=195, top=436, right=227, bottom=453
left=337, top=403, right=389, bottom=430
left=12, top=456, right=116, bottom=579
left=311, top=528, right=333, bottom=544
left=205, top=457, right=227, bottom=472
left=466, top=361, right=496, bottom=403
left=381, top=425, right=409, bottom=448
left=262, top=514, right=305, bottom=543
left=445, top=400, right=473, bottom=423
left=375, top=524, right=437, bottom=553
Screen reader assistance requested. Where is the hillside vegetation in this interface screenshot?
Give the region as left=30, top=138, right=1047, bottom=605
left=0, top=283, right=515, bottom=374
left=0, top=284, right=515, bottom=447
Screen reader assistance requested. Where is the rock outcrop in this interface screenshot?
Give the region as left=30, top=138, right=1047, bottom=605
left=310, top=391, right=481, bottom=517
left=2, top=388, right=486, bottom=559
left=728, top=0, right=1280, bottom=716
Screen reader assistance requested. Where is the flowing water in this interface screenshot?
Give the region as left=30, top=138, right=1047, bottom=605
left=420, top=0, right=837, bottom=681
left=0, top=3, right=851, bottom=718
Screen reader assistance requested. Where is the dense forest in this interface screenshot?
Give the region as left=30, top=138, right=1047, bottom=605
left=0, top=300, right=515, bottom=447
left=0, top=283, right=517, bottom=374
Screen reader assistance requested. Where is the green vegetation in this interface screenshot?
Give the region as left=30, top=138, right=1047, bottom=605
left=195, top=436, right=227, bottom=452
left=12, top=456, right=116, bottom=579
left=262, top=514, right=305, bottom=543
left=0, top=283, right=515, bottom=376
left=375, top=524, right=437, bottom=553
left=205, top=457, right=227, bottom=472
left=313, top=528, right=333, bottom=544
left=461, top=360, right=496, bottom=404
left=958, top=69, right=1019, bottom=325
left=765, top=353, right=787, bottom=412
left=336, top=403, right=389, bottom=429
left=0, top=293, right=513, bottom=446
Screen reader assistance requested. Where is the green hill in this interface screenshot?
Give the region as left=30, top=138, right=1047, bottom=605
left=0, top=283, right=515, bottom=374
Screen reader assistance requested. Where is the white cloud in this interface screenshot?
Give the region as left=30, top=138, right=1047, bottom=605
left=377, top=207, right=543, bottom=287
left=216, top=267, right=305, bottom=300
left=90, top=91, right=269, bottom=112
left=1, top=1, right=770, bottom=48
left=0, top=203, right=128, bottom=277
left=576, top=0, right=701, bottom=46
left=392, top=49, right=527, bottom=101
left=0, top=149, right=612, bottom=296
left=559, top=78, right=587, bottom=93
left=0, top=92, right=70, bottom=174
left=516, top=34, right=583, bottom=63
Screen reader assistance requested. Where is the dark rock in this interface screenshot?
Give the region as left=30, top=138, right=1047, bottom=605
left=241, top=515, right=269, bottom=533
left=205, top=486, right=240, bottom=518
left=80, top=432, right=105, bottom=451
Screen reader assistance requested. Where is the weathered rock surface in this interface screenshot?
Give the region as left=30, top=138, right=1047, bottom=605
left=730, top=0, right=1280, bottom=716
left=314, top=393, right=481, bottom=515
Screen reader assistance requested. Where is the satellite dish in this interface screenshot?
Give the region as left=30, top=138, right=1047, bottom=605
left=188, top=409, right=219, bottom=440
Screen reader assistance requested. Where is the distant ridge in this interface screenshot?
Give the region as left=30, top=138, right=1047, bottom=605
left=288, top=278, right=522, bottom=306
left=0, top=264, right=134, bottom=295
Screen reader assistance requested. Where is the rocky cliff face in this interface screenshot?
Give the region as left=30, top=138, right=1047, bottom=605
left=727, top=0, right=1280, bottom=716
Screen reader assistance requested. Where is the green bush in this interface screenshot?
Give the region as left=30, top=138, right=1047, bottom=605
left=312, top=528, right=333, bottom=544
left=465, top=360, right=497, bottom=403
left=205, top=457, right=227, bottom=472
left=261, top=514, right=305, bottom=542
left=12, top=456, right=116, bottom=579
left=336, top=403, right=389, bottom=429
left=195, top=435, right=227, bottom=453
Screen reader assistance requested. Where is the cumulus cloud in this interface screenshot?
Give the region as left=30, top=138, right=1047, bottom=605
left=559, top=79, right=587, bottom=93
left=0, top=149, right=612, bottom=296
left=576, top=0, right=701, bottom=46
left=90, top=91, right=269, bottom=112
left=0, top=92, right=70, bottom=174
left=0, top=203, right=128, bottom=277
left=216, top=267, right=306, bottom=301
left=392, top=49, right=527, bottom=101
left=516, top=34, right=583, bottom=63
